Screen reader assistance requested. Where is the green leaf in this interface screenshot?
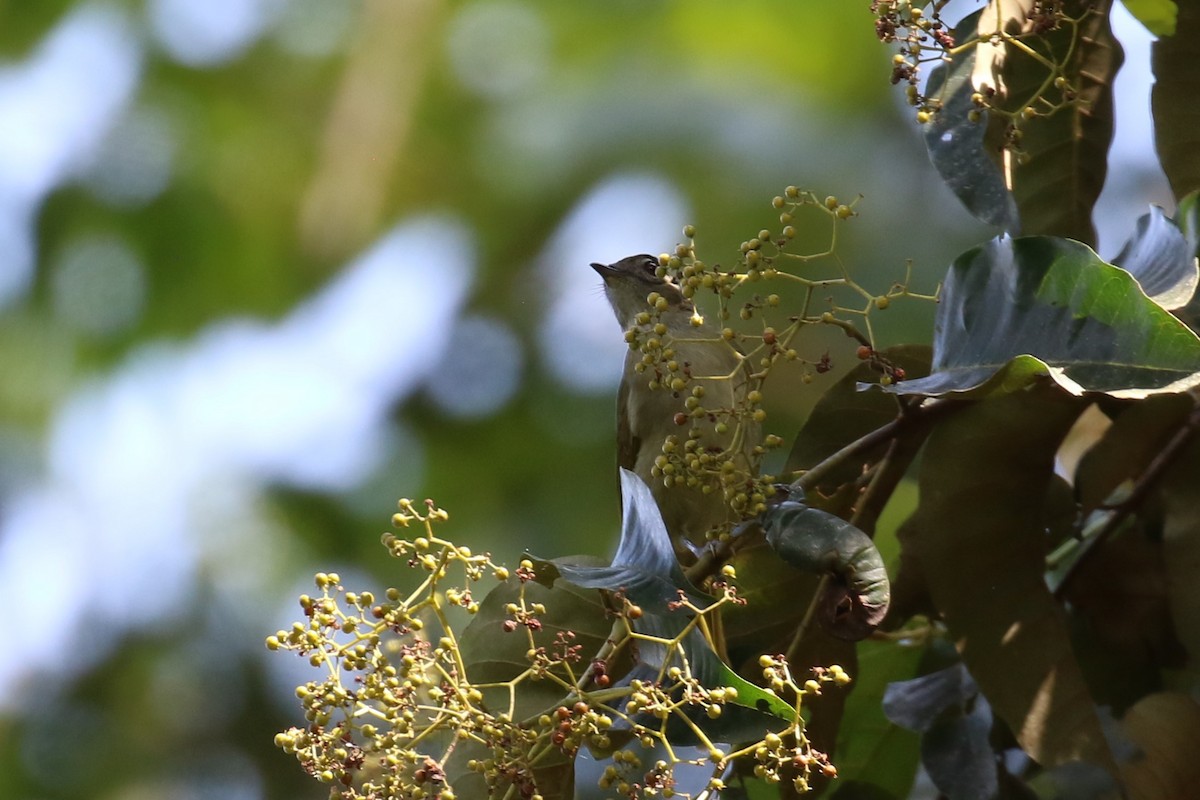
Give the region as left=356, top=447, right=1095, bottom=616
left=454, top=577, right=611, bottom=800
left=922, top=10, right=1020, bottom=230
left=1121, top=0, right=1178, bottom=35
left=1152, top=2, right=1200, bottom=199
left=910, top=385, right=1117, bottom=773
left=887, top=235, right=1200, bottom=398
left=722, top=542, right=823, bottom=666
left=761, top=496, right=890, bottom=640
left=832, top=639, right=923, bottom=798
left=458, top=577, right=612, bottom=719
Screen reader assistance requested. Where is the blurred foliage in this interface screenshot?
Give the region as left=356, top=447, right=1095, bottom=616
left=4, top=1, right=1197, bottom=800
left=0, top=2, right=979, bottom=799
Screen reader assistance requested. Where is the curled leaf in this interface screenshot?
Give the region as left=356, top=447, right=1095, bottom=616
left=761, top=496, right=890, bottom=640
left=1112, top=204, right=1198, bottom=310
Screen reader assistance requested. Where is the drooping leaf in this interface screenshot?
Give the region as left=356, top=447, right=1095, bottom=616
left=887, top=235, right=1200, bottom=398
left=923, top=9, right=1020, bottom=230
left=1112, top=205, right=1199, bottom=310
left=884, top=663, right=998, bottom=800
left=1122, top=0, right=1178, bottom=35
left=1152, top=2, right=1200, bottom=199
left=910, top=385, right=1117, bottom=773
left=761, top=495, right=890, bottom=641
left=535, top=469, right=794, bottom=736
left=536, top=468, right=704, bottom=614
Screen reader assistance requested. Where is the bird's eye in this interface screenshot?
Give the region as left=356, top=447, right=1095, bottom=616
left=641, top=257, right=658, bottom=274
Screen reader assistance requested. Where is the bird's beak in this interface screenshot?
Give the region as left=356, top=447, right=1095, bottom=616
left=590, top=261, right=613, bottom=276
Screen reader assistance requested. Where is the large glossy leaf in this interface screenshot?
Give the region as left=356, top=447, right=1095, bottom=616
left=923, top=10, right=1020, bottom=231
left=459, top=577, right=612, bottom=716
left=761, top=495, right=890, bottom=641
left=975, top=0, right=1122, bottom=246
left=1112, top=205, right=1198, bottom=310
left=910, top=385, right=1117, bottom=773
left=1152, top=2, right=1200, bottom=200
left=624, top=614, right=794, bottom=745
left=722, top=542, right=823, bottom=666
left=887, top=235, right=1200, bottom=398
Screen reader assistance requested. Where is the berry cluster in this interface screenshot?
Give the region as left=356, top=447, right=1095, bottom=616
left=633, top=189, right=932, bottom=523
left=269, top=500, right=854, bottom=798
left=874, top=0, right=1089, bottom=159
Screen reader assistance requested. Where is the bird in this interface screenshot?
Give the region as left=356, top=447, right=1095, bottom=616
left=591, top=254, right=759, bottom=555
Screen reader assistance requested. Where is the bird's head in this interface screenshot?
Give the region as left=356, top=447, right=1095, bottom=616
left=591, top=254, right=689, bottom=329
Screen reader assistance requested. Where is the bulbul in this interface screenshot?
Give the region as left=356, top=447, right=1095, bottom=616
left=592, top=254, right=758, bottom=553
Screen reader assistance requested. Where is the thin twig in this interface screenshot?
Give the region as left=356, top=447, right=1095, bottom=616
left=794, top=397, right=959, bottom=493
left=1052, top=403, right=1200, bottom=600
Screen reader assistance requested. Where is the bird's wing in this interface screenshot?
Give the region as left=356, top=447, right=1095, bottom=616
left=616, top=372, right=638, bottom=472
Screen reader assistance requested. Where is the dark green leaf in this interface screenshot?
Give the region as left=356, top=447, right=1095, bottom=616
left=832, top=639, right=923, bottom=798
left=910, top=385, right=1117, bottom=773
left=458, top=577, right=611, bottom=719
left=1153, top=2, right=1200, bottom=200
left=923, top=10, right=1020, bottom=230
left=722, top=542, right=822, bottom=666
left=762, top=497, right=890, bottom=640
left=621, top=615, right=794, bottom=745
left=454, top=578, right=610, bottom=800
left=888, top=235, right=1200, bottom=398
